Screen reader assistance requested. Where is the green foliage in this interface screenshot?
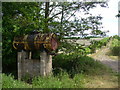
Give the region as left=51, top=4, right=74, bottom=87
left=100, top=37, right=110, bottom=45
left=2, top=73, right=84, bottom=88
left=32, top=72, right=84, bottom=88
left=84, top=47, right=91, bottom=54
left=2, top=73, right=32, bottom=88
left=112, top=35, right=120, bottom=40
left=2, top=2, right=108, bottom=75
left=110, top=35, right=120, bottom=56
left=91, top=30, right=107, bottom=37
left=53, top=53, right=106, bottom=78
left=58, top=41, right=87, bottom=56
left=2, top=2, right=42, bottom=74
left=89, top=37, right=110, bottom=53
left=111, top=46, right=120, bottom=56
left=58, top=37, right=110, bottom=57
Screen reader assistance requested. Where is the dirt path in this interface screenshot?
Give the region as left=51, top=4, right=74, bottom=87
left=84, top=40, right=119, bottom=88
left=89, top=41, right=119, bottom=72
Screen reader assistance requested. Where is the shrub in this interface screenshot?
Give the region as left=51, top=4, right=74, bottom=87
left=110, top=38, right=120, bottom=56
left=111, top=46, right=120, bottom=56
left=53, top=53, right=106, bottom=78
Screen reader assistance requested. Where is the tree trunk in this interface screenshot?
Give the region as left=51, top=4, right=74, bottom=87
left=44, top=2, right=50, bottom=33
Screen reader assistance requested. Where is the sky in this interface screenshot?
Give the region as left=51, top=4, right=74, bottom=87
left=89, top=0, right=119, bottom=36
left=2, top=0, right=119, bottom=36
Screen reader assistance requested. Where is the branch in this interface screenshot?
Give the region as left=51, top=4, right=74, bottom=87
left=49, top=11, right=63, bottom=20
left=66, top=10, right=78, bottom=21
left=49, top=5, right=57, bottom=15
left=49, top=3, right=80, bottom=21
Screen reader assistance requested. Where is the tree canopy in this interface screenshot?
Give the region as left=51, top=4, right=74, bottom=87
left=2, top=2, right=108, bottom=73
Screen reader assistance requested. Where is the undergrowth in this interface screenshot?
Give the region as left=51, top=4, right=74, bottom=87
left=2, top=36, right=119, bottom=88
left=110, top=37, right=120, bottom=56
left=2, top=53, right=112, bottom=88
left=53, top=53, right=108, bottom=77
left=2, top=74, right=32, bottom=88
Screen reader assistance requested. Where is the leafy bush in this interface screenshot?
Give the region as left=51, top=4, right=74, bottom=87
left=110, top=37, right=120, bottom=56
left=53, top=53, right=106, bottom=78
left=111, top=46, right=120, bottom=56
left=2, top=73, right=32, bottom=88
left=112, top=35, right=120, bottom=40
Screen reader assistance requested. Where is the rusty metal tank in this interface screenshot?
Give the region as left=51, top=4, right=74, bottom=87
left=13, top=33, right=59, bottom=52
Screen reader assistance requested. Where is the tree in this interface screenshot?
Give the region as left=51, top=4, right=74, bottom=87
left=2, top=2, right=108, bottom=74
left=2, top=2, right=43, bottom=74
left=44, top=2, right=108, bottom=38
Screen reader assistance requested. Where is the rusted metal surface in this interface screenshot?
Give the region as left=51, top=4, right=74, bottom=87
left=13, top=33, right=58, bottom=51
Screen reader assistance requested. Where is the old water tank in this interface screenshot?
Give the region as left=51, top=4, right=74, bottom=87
left=13, top=33, right=59, bottom=52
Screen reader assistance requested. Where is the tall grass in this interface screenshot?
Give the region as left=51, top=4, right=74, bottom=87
left=2, top=74, right=32, bottom=88
left=32, top=72, right=84, bottom=88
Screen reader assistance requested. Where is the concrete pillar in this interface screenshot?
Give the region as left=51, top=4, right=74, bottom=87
left=40, top=50, right=52, bottom=76
left=40, top=50, right=46, bottom=76
left=18, top=50, right=53, bottom=79
left=29, top=51, right=32, bottom=59
left=17, top=50, right=26, bottom=80
left=46, top=55, right=52, bottom=76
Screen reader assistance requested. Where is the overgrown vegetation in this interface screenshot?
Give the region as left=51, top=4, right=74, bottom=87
left=2, top=72, right=85, bottom=88
left=2, top=2, right=118, bottom=88
left=53, top=53, right=108, bottom=78
left=3, top=51, right=118, bottom=88
left=109, top=35, right=120, bottom=56
left=2, top=74, right=32, bottom=88
left=88, top=37, right=110, bottom=53
left=3, top=53, right=113, bottom=88
left=59, top=37, right=110, bottom=56
left=32, top=72, right=84, bottom=88
left=2, top=35, right=119, bottom=88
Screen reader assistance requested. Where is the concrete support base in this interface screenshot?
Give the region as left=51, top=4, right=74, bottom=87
left=17, top=50, right=52, bottom=80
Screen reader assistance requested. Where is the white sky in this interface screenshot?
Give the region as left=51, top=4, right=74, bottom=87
left=89, top=0, right=119, bottom=36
